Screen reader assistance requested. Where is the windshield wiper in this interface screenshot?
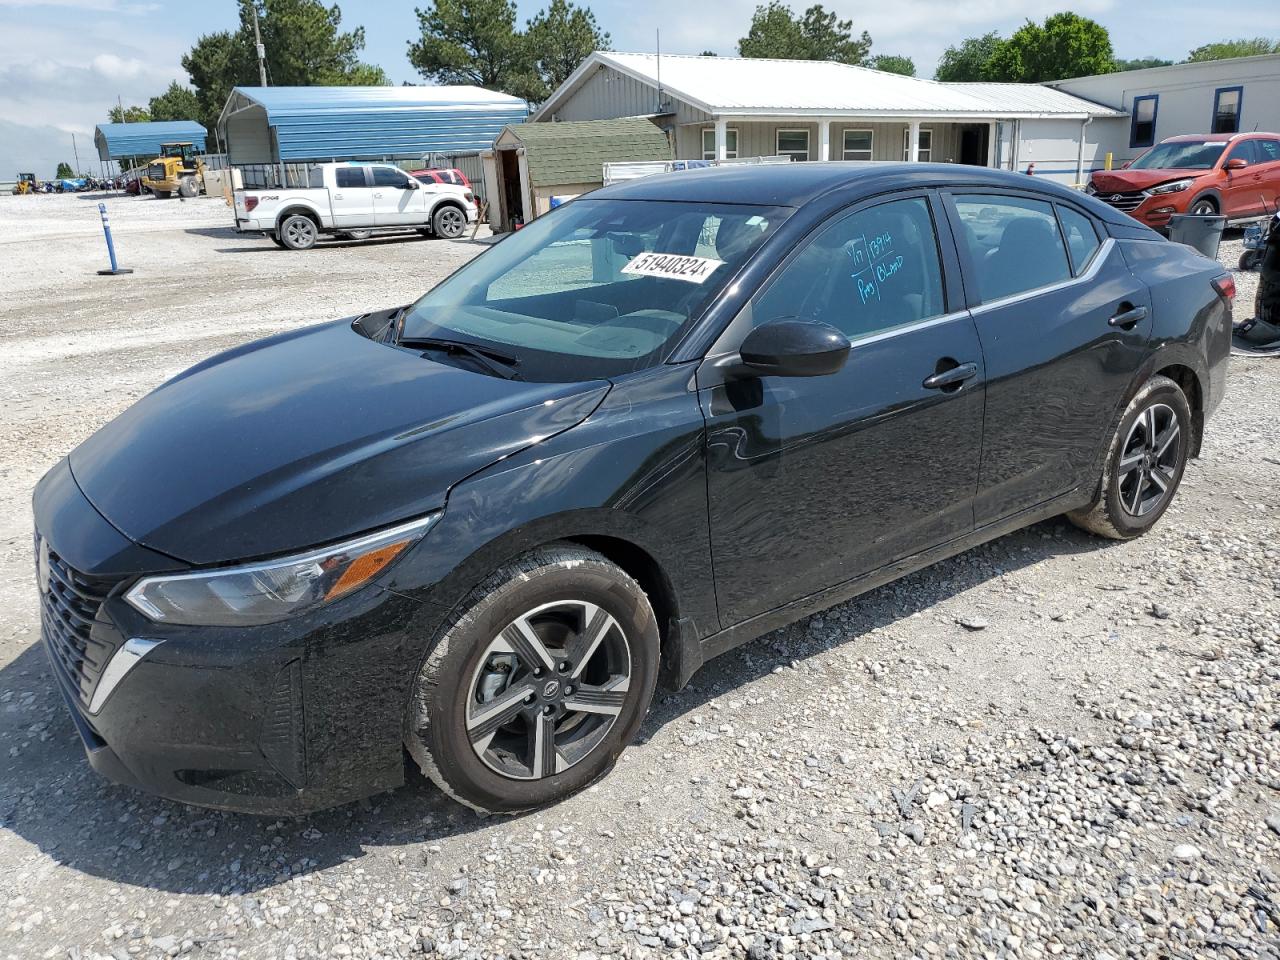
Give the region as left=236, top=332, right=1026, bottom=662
left=398, top=337, right=522, bottom=380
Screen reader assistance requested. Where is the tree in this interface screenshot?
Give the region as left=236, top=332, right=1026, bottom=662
left=108, top=104, right=151, bottom=123
left=1187, top=37, right=1280, bottom=62
left=56, top=162, right=74, bottom=178
left=738, top=2, right=871, bottom=65
left=522, top=0, right=610, bottom=101
left=869, top=54, right=914, bottom=76
left=408, top=0, right=534, bottom=94
left=1114, top=56, right=1173, bottom=71
left=986, top=12, right=1115, bottom=82
left=699, top=50, right=718, bottom=57
left=148, top=81, right=202, bottom=121
left=181, top=1, right=386, bottom=132
left=933, top=32, right=1003, bottom=81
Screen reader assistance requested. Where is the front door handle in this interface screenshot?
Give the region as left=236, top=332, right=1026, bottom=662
left=1109, top=305, right=1148, bottom=329
left=922, top=361, right=978, bottom=391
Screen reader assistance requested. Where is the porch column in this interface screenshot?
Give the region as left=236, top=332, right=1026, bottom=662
left=819, top=119, right=831, bottom=161
left=715, top=118, right=728, bottom=161
left=908, top=119, right=921, bottom=163
left=987, top=121, right=997, bottom=167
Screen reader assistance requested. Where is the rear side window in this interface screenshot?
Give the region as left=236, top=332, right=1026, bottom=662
left=754, top=196, right=946, bottom=340
left=335, top=167, right=367, bottom=189
left=1258, top=139, right=1280, bottom=163
left=307, top=167, right=323, bottom=188
left=373, top=167, right=412, bottom=188
left=1056, top=206, right=1101, bottom=275
left=953, top=195, right=1071, bottom=303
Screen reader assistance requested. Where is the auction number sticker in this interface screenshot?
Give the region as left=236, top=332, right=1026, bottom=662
left=622, top=252, right=724, bottom=284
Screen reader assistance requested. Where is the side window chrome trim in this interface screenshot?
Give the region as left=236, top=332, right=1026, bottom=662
left=968, top=238, right=1117, bottom=316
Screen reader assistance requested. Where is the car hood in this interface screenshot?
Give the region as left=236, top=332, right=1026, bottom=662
left=70, top=320, right=609, bottom=565
left=1091, top=169, right=1209, bottom=192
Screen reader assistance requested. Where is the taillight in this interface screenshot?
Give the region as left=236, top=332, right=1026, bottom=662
left=1212, top=274, right=1235, bottom=302
left=244, top=196, right=259, bottom=213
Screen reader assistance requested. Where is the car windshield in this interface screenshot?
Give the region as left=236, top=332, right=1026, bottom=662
left=1129, top=141, right=1227, bottom=170
left=400, top=198, right=789, bottom=381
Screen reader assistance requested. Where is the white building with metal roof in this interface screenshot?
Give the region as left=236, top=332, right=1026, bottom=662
left=533, top=52, right=1128, bottom=185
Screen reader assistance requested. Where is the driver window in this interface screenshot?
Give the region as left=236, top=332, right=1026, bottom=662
left=1226, top=141, right=1256, bottom=166
left=753, top=197, right=945, bottom=340
left=373, top=166, right=412, bottom=188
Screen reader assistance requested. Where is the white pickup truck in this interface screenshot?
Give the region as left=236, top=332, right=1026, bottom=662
left=233, top=162, right=478, bottom=250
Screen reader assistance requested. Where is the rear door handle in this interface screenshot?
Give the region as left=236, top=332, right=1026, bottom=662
left=1109, top=305, right=1148, bottom=328
left=922, top=362, right=978, bottom=391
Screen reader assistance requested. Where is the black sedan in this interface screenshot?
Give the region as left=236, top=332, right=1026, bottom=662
left=34, top=163, right=1232, bottom=815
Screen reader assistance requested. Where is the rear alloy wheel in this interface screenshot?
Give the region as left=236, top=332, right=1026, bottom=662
left=406, top=544, right=659, bottom=813
left=1189, top=198, right=1218, bottom=217
left=432, top=204, right=466, bottom=239
left=279, top=213, right=318, bottom=250
left=1068, top=374, right=1191, bottom=539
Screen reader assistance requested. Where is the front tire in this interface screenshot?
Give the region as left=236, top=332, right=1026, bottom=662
left=432, top=204, right=466, bottom=239
left=406, top=544, right=659, bottom=814
left=178, top=177, right=199, bottom=199
left=1189, top=198, right=1218, bottom=217
left=1068, top=375, right=1191, bottom=539
left=278, top=213, right=318, bottom=250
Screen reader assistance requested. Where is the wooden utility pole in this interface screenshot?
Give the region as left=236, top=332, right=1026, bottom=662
left=252, top=6, right=268, bottom=86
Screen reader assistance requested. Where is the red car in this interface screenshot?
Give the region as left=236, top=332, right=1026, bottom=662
left=410, top=167, right=472, bottom=190
left=1088, top=132, right=1280, bottom=228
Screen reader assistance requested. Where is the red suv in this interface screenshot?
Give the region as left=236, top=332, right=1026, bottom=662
left=410, top=167, right=472, bottom=190
left=1088, top=132, right=1280, bottom=228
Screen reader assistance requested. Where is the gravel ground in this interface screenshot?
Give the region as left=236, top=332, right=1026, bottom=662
left=0, top=193, right=1277, bottom=960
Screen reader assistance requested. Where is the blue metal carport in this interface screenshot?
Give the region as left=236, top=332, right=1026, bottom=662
left=218, top=86, right=528, bottom=165
left=94, top=121, right=208, bottom=160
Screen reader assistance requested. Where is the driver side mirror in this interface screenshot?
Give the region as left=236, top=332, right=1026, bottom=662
left=403, top=180, right=419, bottom=189
left=729, top=318, right=851, bottom=378
left=1225, top=157, right=1248, bottom=171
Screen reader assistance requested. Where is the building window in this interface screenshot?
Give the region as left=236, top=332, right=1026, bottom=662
left=842, top=129, right=873, bottom=161
left=902, top=127, right=932, bottom=161
left=776, top=129, right=810, bottom=161
left=1130, top=95, right=1158, bottom=148
left=1212, top=86, right=1243, bottom=135
left=701, top=127, right=738, bottom=160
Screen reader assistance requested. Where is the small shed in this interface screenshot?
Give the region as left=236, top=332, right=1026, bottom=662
left=484, top=117, right=673, bottom=231
left=218, top=86, right=528, bottom=170
left=94, top=120, right=208, bottom=162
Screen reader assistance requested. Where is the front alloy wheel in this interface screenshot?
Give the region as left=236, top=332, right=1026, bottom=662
left=406, top=544, right=659, bottom=814
left=432, top=204, right=466, bottom=239
left=466, top=600, right=631, bottom=780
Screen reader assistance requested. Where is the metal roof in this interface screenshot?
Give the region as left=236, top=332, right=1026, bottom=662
left=93, top=121, right=207, bottom=161
left=497, top=117, right=672, bottom=186
left=220, top=86, right=529, bottom=162
left=535, top=53, right=1126, bottom=121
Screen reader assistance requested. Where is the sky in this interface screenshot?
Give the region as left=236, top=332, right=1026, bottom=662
left=2, top=0, right=1277, bottom=177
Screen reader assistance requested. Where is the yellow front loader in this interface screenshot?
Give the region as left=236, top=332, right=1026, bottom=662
left=141, top=143, right=204, bottom=199
left=12, top=173, right=37, bottom=195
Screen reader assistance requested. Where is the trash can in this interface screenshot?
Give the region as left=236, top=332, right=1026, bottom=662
left=1168, top=214, right=1226, bottom=260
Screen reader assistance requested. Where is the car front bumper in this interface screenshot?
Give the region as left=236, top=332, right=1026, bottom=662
left=33, top=459, right=444, bottom=815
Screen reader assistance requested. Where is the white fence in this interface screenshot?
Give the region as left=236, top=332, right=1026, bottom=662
left=603, top=155, right=794, bottom=186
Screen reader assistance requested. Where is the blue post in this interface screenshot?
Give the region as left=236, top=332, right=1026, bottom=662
left=96, top=202, right=133, bottom=276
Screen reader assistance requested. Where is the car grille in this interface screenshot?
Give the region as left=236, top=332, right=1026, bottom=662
left=1095, top=190, right=1147, bottom=213
left=35, top=533, right=124, bottom=712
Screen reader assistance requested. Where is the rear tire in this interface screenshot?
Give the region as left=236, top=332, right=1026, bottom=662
left=432, top=204, right=466, bottom=239
left=278, top=213, right=318, bottom=250
left=1067, top=375, right=1191, bottom=540
left=152, top=189, right=171, bottom=199
left=268, top=231, right=286, bottom=249
left=339, top=229, right=372, bottom=241
left=405, top=543, right=659, bottom=814
left=1240, top=250, right=1260, bottom=271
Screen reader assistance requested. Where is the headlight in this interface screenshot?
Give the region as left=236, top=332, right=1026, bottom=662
left=125, top=515, right=437, bottom=626
left=1149, top=178, right=1195, bottom=195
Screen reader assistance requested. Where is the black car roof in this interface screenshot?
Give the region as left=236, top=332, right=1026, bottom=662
left=594, top=161, right=1136, bottom=227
